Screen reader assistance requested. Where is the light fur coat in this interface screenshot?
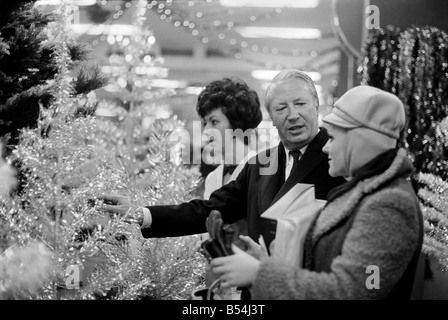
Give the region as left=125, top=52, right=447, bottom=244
left=203, top=150, right=257, bottom=200
left=201, top=150, right=257, bottom=244
left=251, top=149, right=423, bottom=300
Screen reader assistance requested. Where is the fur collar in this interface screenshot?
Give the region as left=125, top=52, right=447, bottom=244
left=312, top=148, right=412, bottom=241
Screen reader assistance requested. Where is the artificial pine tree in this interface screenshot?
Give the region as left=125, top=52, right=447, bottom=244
left=357, top=25, right=401, bottom=94
left=417, top=117, right=448, bottom=279
left=0, top=1, right=206, bottom=300
left=418, top=172, right=448, bottom=271
left=0, top=0, right=107, bottom=152
left=358, top=25, right=448, bottom=182
left=96, top=0, right=183, bottom=177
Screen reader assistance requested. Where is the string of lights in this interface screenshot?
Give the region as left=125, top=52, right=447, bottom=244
left=87, top=0, right=133, bottom=47
left=145, top=0, right=338, bottom=70
left=68, top=0, right=341, bottom=73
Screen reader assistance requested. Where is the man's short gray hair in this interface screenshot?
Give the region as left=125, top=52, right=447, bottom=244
left=265, top=69, right=319, bottom=110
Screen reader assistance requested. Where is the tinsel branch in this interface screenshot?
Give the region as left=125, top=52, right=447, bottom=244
left=418, top=173, right=448, bottom=213
left=418, top=172, right=448, bottom=272
left=422, top=205, right=448, bottom=229
left=423, top=237, right=448, bottom=272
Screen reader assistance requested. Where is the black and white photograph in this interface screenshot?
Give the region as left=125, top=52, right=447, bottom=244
left=0, top=0, right=447, bottom=305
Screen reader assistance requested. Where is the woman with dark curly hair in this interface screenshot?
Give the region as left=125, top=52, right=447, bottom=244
left=197, top=77, right=262, bottom=197
left=197, top=77, right=262, bottom=299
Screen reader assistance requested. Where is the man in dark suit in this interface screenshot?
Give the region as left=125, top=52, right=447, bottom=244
left=102, top=68, right=345, bottom=260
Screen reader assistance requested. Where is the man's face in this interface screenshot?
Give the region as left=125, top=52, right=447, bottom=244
left=267, top=79, right=319, bottom=150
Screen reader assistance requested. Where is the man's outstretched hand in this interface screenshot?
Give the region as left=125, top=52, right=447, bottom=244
left=98, top=194, right=134, bottom=216
left=98, top=194, right=144, bottom=226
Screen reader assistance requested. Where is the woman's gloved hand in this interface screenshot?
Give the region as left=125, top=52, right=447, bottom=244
left=201, top=210, right=234, bottom=259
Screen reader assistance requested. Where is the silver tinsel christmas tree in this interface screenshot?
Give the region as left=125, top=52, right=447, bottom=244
left=0, top=1, right=206, bottom=300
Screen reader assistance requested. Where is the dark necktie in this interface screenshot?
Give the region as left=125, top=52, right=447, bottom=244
left=271, top=149, right=302, bottom=205
left=286, top=149, right=302, bottom=183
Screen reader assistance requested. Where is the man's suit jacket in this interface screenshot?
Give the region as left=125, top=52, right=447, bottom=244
left=142, top=127, right=346, bottom=241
